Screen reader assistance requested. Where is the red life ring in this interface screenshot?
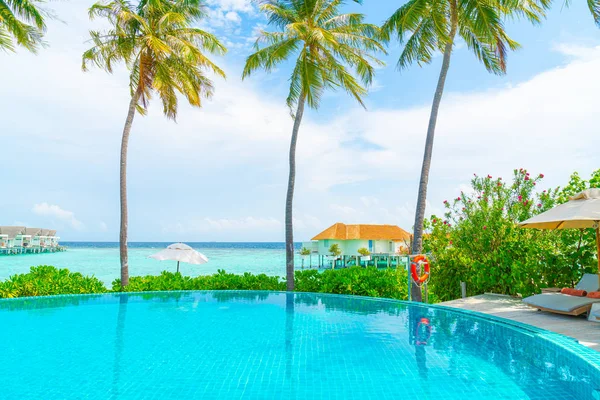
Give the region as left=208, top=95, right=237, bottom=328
left=415, top=317, right=431, bottom=346
left=411, top=255, right=430, bottom=285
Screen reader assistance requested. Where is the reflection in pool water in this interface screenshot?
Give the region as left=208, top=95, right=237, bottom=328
left=0, top=291, right=599, bottom=400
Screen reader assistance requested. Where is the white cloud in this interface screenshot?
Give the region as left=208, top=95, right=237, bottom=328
left=1, top=2, right=598, bottom=241
left=330, top=204, right=358, bottom=216
left=225, top=11, right=241, bottom=22
left=32, top=203, right=84, bottom=230
left=204, top=0, right=255, bottom=31
left=360, top=196, right=379, bottom=208
left=163, top=216, right=282, bottom=235
left=206, top=0, right=254, bottom=13
left=553, top=43, right=600, bottom=61
left=293, top=214, right=323, bottom=231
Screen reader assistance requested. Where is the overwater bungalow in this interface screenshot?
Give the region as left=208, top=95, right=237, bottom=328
left=0, top=226, right=63, bottom=255
left=302, top=223, right=411, bottom=268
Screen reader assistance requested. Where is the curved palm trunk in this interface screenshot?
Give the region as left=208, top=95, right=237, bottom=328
left=410, top=9, right=458, bottom=302
left=119, top=92, right=140, bottom=287
left=285, top=94, right=307, bottom=291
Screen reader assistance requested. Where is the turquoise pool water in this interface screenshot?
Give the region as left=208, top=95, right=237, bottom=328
left=0, top=242, right=302, bottom=284
left=1, top=292, right=599, bottom=399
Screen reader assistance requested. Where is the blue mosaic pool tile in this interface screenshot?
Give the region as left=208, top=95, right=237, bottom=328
left=0, top=291, right=598, bottom=399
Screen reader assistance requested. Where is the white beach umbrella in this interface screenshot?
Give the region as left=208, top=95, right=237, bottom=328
left=149, top=243, right=209, bottom=273
left=519, top=189, right=600, bottom=284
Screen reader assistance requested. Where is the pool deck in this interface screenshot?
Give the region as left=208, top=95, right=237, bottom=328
left=441, top=294, right=600, bottom=352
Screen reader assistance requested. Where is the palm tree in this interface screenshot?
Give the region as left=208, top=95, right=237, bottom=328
left=382, top=0, right=548, bottom=301
left=82, top=0, right=226, bottom=287
left=243, top=0, right=385, bottom=291
left=0, top=0, right=47, bottom=52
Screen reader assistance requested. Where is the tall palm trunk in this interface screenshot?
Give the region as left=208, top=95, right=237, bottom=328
left=119, top=91, right=140, bottom=287
left=410, top=4, right=458, bottom=302
left=285, top=94, right=306, bottom=291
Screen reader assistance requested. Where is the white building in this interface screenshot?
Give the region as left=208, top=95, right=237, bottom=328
left=303, top=223, right=411, bottom=257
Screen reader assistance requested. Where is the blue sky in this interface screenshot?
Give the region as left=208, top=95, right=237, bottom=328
left=1, top=0, right=599, bottom=242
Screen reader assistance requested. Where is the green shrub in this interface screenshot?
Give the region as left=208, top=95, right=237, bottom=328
left=0, top=266, right=426, bottom=303
left=357, top=248, right=370, bottom=256
left=425, top=169, right=600, bottom=301
left=328, top=244, right=342, bottom=257
left=295, top=267, right=410, bottom=300
left=112, top=270, right=286, bottom=292
left=0, top=266, right=107, bottom=298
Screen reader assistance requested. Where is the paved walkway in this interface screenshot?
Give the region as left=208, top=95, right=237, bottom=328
left=441, top=294, right=600, bottom=352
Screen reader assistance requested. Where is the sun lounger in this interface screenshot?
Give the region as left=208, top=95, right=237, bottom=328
left=523, top=274, right=600, bottom=316
left=589, top=304, right=600, bottom=322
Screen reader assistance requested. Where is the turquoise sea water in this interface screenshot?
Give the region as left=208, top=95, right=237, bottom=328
left=1, top=292, right=599, bottom=400
left=0, top=242, right=304, bottom=284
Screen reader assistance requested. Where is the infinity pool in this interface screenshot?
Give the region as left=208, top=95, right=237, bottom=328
left=1, top=292, right=599, bottom=399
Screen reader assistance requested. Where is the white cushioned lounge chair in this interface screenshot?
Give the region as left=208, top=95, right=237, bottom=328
left=523, top=274, right=600, bottom=316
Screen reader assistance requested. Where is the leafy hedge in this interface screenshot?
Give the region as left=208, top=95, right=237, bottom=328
left=0, top=266, right=418, bottom=301
left=295, top=268, right=413, bottom=300
left=112, top=270, right=286, bottom=292
left=0, top=266, right=107, bottom=298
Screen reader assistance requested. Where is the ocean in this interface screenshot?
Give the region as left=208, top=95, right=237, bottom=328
left=0, top=242, right=305, bottom=285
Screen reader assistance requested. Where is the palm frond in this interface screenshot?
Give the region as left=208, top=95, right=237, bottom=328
left=587, top=0, right=600, bottom=25
left=381, top=0, right=431, bottom=43
left=243, top=36, right=300, bottom=78
left=83, top=0, right=227, bottom=119
left=397, top=18, right=437, bottom=69
left=0, top=0, right=45, bottom=52
left=247, top=0, right=384, bottom=113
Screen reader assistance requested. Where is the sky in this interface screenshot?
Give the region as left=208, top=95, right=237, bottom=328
left=0, top=0, right=599, bottom=242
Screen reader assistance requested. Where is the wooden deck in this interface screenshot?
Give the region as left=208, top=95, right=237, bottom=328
left=441, top=294, right=600, bottom=352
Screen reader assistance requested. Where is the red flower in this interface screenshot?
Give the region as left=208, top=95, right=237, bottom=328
left=497, top=182, right=502, bottom=187
left=518, top=195, right=522, bottom=201
left=524, top=200, right=529, bottom=206
left=537, top=203, right=542, bottom=208
left=525, top=176, right=530, bottom=181
left=449, top=240, right=453, bottom=245
left=483, top=226, right=487, bottom=230
left=443, top=200, right=448, bottom=204
left=539, top=174, right=545, bottom=178
left=457, top=197, right=461, bottom=201
left=487, top=175, right=492, bottom=179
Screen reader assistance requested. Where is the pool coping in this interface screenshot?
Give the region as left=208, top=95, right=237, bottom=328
left=2, top=290, right=600, bottom=373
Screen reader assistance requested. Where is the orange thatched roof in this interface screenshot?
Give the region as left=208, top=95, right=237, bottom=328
left=312, top=223, right=411, bottom=241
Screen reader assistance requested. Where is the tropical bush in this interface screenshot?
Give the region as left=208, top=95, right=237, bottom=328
left=424, top=169, right=600, bottom=301
left=329, top=244, right=342, bottom=257
left=0, top=266, right=107, bottom=298
left=295, top=267, right=413, bottom=300
left=357, top=248, right=371, bottom=256
left=112, top=270, right=285, bottom=292
left=0, top=266, right=427, bottom=302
